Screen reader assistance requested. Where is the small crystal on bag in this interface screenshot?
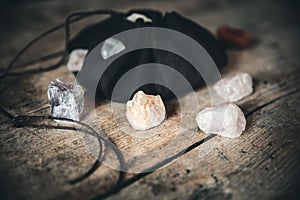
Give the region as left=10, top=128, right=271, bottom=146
left=47, top=79, right=84, bottom=121
left=101, top=38, right=125, bottom=60
left=126, top=13, right=152, bottom=23
left=126, top=91, right=166, bottom=130
left=213, top=72, right=253, bottom=102
left=196, top=103, right=246, bottom=138
left=67, top=49, right=88, bottom=72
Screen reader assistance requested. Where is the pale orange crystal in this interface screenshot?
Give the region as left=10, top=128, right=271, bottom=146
left=126, top=91, right=166, bottom=130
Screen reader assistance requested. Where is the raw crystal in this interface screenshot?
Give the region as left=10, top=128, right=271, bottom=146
left=213, top=72, right=253, bottom=102
left=126, top=91, right=166, bottom=130
left=196, top=103, right=246, bottom=138
left=47, top=78, right=84, bottom=121
left=67, top=49, right=88, bottom=72
left=101, top=38, right=125, bottom=60
left=126, top=13, right=152, bottom=23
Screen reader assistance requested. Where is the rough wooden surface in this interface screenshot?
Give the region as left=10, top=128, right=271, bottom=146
left=0, top=0, right=299, bottom=199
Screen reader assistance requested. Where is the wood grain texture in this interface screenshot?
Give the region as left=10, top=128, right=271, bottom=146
left=0, top=0, right=299, bottom=199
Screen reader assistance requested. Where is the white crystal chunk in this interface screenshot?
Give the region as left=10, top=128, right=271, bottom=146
left=47, top=78, right=84, bottom=121
left=101, top=38, right=125, bottom=60
left=196, top=104, right=246, bottom=138
left=213, top=72, right=253, bottom=102
left=67, top=49, right=88, bottom=72
left=126, top=91, right=166, bottom=130
left=126, top=13, right=152, bottom=23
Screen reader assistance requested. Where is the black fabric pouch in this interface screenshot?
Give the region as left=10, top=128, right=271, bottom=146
left=67, top=9, right=228, bottom=102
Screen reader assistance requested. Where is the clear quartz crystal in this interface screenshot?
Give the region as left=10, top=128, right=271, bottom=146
left=126, top=91, right=166, bottom=130
left=196, top=103, right=246, bottom=138
left=126, top=13, right=152, bottom=23
left=47, top=78, right=84, bottom=121
left=213, top=72, right=253, bottom=102
left=101, top=38, right=125, bottom=60
left=67, top=49, right=88, bottom=72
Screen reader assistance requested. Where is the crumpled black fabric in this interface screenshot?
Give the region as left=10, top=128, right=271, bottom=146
left=68, top=9, right=228, bottom=102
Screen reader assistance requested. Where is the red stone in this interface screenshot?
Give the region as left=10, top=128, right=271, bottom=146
left=217, top=25, right=251, bottom=48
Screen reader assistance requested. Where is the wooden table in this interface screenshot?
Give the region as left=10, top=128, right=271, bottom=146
left=0, top=0, right=299, bottom=199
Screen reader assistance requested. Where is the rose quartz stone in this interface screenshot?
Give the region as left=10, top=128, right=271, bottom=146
left=213, top=72, right=253, bottom=102
left=196, top=103, right=246, bottom=138
left=126, top=91, right=166, bottom=130
left=67, top=49, right=88, bottom=72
